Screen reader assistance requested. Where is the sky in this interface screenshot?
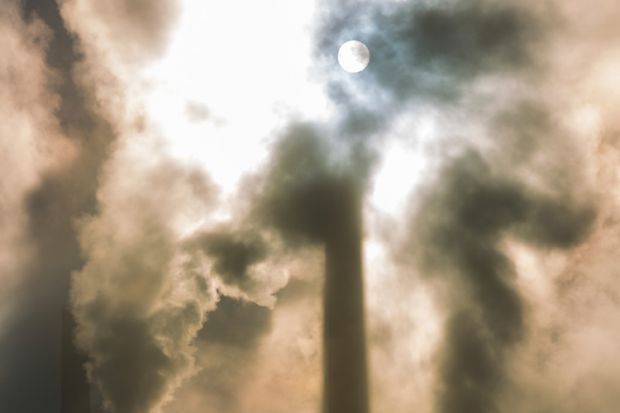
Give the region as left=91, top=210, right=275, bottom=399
left=1, top=0, right=620, bottom=412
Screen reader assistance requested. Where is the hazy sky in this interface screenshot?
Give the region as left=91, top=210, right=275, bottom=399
left=2, top=0, right=620, bottom=412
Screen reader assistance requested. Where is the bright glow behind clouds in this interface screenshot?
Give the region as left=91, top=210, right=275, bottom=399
left=338, top=40, right=370, bottom=73
left=143, top=0, right=330, bottom=194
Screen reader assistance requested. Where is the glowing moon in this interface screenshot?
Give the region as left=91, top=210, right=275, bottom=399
left=338, top=40, right=370, bottom=73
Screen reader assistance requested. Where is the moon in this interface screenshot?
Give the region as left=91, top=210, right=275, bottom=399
left=338, top=40, right=370, bottom=73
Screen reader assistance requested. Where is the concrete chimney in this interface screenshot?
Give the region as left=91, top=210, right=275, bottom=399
left=322, top=181, right=369, bottom=413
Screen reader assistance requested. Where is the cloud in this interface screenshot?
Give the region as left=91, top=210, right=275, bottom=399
left=71, top=147, right=219, bottom=413
left=315, top=0, right=543, bottom=112
left=4, top=1, right=620, bottom=413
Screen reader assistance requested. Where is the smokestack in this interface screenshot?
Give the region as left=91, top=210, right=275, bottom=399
left=322, top=180, right=369, bottom=413
left=61, top=306, right=91, bottom=413
left=253, top=128, right=371, bottom=411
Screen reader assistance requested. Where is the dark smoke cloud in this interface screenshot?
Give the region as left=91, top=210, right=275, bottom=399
left=71, top=157, right=218, bottom=413
left=406, top=151, right=594, bottom=413
left=311, top=1, right=599, bottom=412
left=190, top=297, right=272, bottom=411
left=256, top=0, right=546, bottom=220
left=87, top=314, right=178, bottom=412
left=249, top=121, right=380, bottom=242
left=4, top=0, right=616, bottom=412
left=248, top=121, right=370, bottom=413
left=315, top=0, right=543, bottom=109
left=192, top=229, right=268, bottom=289
left=198, top=296, right=271, bottom=348
left=253, top=123, right=349, bottom=243
left=242, top=1, right=551, bottom=410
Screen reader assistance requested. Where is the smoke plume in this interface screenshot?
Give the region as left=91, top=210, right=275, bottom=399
left=406, top=151, right=593, bottom=412
left=3, top=1, right=620, bottom=413
left=0, top=0, right=112, bottom=409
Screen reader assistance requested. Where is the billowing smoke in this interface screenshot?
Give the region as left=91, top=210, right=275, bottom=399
left=314, top=0, right=543, bottom=117
left=185, top=296, right=272, bottom=412
left=250, top=124, right=370, bottom=413
left=71, top=153, right=220, bottom=412
left=3, top=0, right=620, bottom=412
left=406, top=151, right=593, bottom=412
left=312, top=1, right=597, bottom=412
left=243, top=1, right=562, bottom=411
left=190, top=228, right=268, bottom=291
left=0, top=0, right=112, bottom=410
left=59, top=0, right=289, bottom=410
